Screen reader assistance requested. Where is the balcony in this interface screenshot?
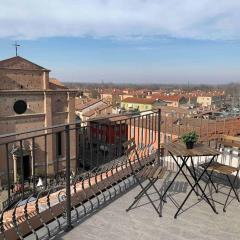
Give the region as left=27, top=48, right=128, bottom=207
left=0, top=110, right=240, bottom=239
left=59, top=175, right=240, bottom=240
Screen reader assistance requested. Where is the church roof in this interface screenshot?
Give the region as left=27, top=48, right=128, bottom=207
left=0, top=56, right=50, bottom=71
left=49, top=78, right=68, bottom=90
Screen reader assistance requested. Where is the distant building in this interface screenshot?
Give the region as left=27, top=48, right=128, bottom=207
left=90, top=114, right=128, bottom=146
left=156, top=106, right=189, bottom=116
left=100, top=89, right=128, bottom=106
left=88, top=114, right=129, bottom=161
left=197, top=95, right=223, bottom=108
left=148, top=94, right=188, bottom=108
left=82, top=104, right=112, bottom=121
left=121, top=97, right=165, bottom=111
left=75, top=98, right=103, bottom=121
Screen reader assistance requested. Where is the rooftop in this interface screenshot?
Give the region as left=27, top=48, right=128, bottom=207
left=89, top=113, right=129, bottom=123
left=151, top=94, right=185, bottom=102
left=49, top=78, right=68, bottom=90
left=0, top=56, right=50, bottom=71
left=122, top=97, right=156, bottom=104
left=82, top=103, right=110, bottom=117
left=75, top=98, right=102, bottom=111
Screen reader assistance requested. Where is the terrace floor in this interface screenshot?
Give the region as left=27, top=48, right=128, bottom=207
left=53, top=173, right=240, bottom=240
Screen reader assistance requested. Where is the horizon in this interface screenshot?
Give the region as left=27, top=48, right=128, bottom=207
left=63, top=80, right=240, bottom=87
left=1, top=1, right=240, bottom=84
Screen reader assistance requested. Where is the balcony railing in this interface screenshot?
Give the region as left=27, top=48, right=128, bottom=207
left=0, top=109, right=240, bottom=239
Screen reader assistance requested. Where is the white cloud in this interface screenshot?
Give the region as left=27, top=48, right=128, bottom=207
left=0, top=0, right=240, bottom=40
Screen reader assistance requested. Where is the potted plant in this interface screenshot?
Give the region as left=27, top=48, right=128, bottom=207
left=181, top=131, right=199, bottom=149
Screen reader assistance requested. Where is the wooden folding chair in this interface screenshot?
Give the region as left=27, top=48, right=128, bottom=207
left=123, top=138, right=167, bottom=217
left=202, top=135, right=240, bottom=212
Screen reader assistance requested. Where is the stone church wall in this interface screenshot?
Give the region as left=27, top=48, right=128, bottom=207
left=0, top=93, right=44, bottom=117
left=0, top=69, right=45, bottom=90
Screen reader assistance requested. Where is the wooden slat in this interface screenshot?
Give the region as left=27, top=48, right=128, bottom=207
left=164, top=142, right=220, bottom=157
left=143, top=166, right=153, bottom=178
left=147, top=166, right=159, bottom=178
left=137, top=166, right=150, bottom=178
left=157, top=167, right=167, bottom=179
left=207, top=162, right=239, bottom=175
left=217, top=135, right=240, bottom=148
left=152, top=166, right=163, bottom=179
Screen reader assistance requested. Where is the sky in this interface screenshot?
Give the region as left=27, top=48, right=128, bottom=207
left=0, top=0, right=240, bottom=84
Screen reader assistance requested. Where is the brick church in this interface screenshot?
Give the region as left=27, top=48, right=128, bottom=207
left=0, top=56, right=77, bottom=185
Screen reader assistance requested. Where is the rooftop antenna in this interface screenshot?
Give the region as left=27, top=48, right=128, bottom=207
left=13, top=41, right=20, bottom=56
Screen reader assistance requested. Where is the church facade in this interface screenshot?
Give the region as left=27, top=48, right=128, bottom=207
left=0, top=56, right=77, bottom=185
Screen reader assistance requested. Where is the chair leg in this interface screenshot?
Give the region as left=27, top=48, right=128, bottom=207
left=126, top=178, right=161, bottom=217
left=149, top=178, right=167, bottom=203
left=133, top=178, right=166, bottom=204
left=207, top=176, right=217, bottom=211
left=134, top=179, right=154, bottom=200
left=223, top=172, right=239, bottom=212
left=229, top=171, right=240, bottom=202
left=159, top=195, right=163, bottom=217
left=200, top=169, right=217, bottom=200
left=206, top=171, right=218, bottom=193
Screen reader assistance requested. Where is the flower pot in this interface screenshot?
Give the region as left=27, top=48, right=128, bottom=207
left=186, top=141, right=194, bottom=149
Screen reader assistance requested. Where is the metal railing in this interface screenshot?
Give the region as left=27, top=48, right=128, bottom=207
left=0, top=110, right=161, bottom=239
left=0, top=109, right=240, bottom=239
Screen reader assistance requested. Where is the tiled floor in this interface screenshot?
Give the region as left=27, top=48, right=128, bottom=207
left=58, top=173, right=240, bottom=240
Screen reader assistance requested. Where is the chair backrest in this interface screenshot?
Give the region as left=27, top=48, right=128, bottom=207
left=219, top=135, right=240, bottom=148
left=217, top=135, right=240, bottom=167
left=123, top=138, right=144, bottom=172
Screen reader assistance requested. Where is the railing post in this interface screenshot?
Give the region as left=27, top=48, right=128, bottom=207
left=32, top=138, right=36, bottom=193
left=44, top=135, right=48, bottom=189
left=65, top=125, right=73, bottom=231
left=5, top=143, right=10, bottom=206
left=20, top=140, right=25, bottom=198
left=75, top=122, right=80, bottom=173
left=157, top=108, right=161, bottom=164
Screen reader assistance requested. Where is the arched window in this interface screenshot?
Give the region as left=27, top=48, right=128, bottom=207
left=55, top=99, right=64, bottom=112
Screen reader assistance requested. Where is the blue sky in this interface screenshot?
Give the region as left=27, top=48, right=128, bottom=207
left=1, top=0, right=240, bottom=84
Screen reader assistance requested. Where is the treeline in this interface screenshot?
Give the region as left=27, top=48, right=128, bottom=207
left=64, top=81, right=240, bottom=94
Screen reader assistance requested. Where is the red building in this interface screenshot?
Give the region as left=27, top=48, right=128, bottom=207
left=89, top=114, right=128, bottom=152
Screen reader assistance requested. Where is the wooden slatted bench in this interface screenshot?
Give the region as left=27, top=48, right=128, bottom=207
left=1, top=151, right=155, bottom=240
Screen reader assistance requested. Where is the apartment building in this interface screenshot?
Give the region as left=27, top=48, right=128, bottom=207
left=121, top=97, right=165, bottom=112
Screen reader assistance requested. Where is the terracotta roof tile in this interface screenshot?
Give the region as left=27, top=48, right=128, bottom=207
left=151, top=94, right=184, bottom=102
left=122, top=97, right=156, bottom=104
left=49, top=78, right=67, bottom=89
left=82, top=103, right=110, bottom=117
left=75, top=99, right=102, bottom=111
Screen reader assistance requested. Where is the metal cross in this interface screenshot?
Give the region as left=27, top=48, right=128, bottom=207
left=13, top=41, right=20, bottom=56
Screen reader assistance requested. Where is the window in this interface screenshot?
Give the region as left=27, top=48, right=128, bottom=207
left=145, top=105, right=148, bottom=109
left=56, top=132, right=62, bottom=156
left=55, top=99, right=64, bottom=112
left=13, top=100, right=27, bottom=114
